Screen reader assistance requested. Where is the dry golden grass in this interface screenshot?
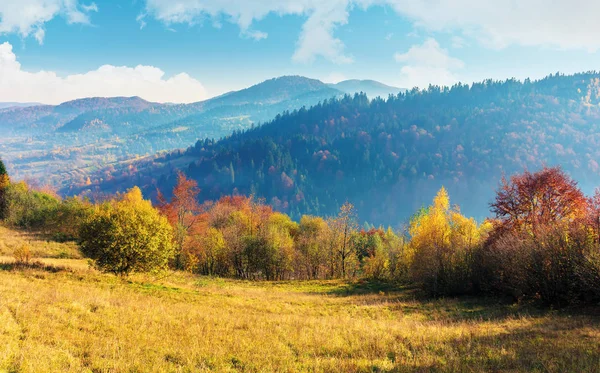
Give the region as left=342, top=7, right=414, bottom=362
left=0, top=226, right=599, bottom=372
left=0, top=226, right=81, bottom=259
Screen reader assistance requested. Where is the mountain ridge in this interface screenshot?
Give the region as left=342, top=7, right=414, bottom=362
left=329, top=79, right=404, bottom=98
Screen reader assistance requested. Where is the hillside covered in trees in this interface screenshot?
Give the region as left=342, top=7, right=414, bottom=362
left=75, top=72, right=600, bottom=225
left=1, top=76, right=372, bottom=189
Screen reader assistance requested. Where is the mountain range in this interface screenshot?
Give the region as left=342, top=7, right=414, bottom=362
left=0, top=76, right=403, bottom=189
left=0, top=102, right=41, bottom=110
left=11, top=72, right=600, bottom=225
left=64, top=72, right=600, bottom=225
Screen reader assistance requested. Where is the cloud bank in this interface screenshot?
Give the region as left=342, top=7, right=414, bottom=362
left=0, top=42, right=207, bottom=104
left=143, top=0, right=600, bottom=65
left=0, top=0, right=98, bottom=44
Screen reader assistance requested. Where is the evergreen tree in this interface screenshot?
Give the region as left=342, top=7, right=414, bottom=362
left=0, top=158, right=9, bottom=220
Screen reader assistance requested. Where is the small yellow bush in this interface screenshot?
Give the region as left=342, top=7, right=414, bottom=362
left=13, top=243, right=32, bottom=265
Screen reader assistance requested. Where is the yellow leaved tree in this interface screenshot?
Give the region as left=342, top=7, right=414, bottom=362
left=409, top=187, right=488, bottom=295
left=79, top=187, right=175, bottom=276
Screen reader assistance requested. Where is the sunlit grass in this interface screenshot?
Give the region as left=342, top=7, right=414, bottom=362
left=0, top=226, right=598, bottom=372
left=0, top=226, right=81, bottom=259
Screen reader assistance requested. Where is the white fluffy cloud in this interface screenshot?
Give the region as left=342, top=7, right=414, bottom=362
left=143, top=0, right=359, bottom=64
left=387, top=0, right=600, bottom=51
left=143, top=0, right=600, bottom=65
left=0, top=0, right=98, bottom=44
left=394, top=38, right=464, bottom=88
left=0, top=42, right=207, bottom=104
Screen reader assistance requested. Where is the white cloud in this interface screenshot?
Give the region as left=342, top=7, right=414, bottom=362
left=387, top=0, right=600, bottom=52
left=143, top=0, right=356, bottom=64
left=0, top=0, right=98, bottom=44
left=394, top=38, right=464, bottom=88
left=244, top=29, right=268, bottom=41
left=0, top=42, right=208, bottom=104
left=143, top=0, right=600, bottom=66
left=451, top=36, right=467, bottom=49
left=323, top=72, right=347, bottom=84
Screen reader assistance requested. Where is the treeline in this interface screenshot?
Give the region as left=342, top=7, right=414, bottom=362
left=2, top=157, right=600, bottom=306
left=157, top=174, right=407, bottom=281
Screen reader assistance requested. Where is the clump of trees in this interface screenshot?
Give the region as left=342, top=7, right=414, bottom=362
left=478, top=167, right=600, bottom=305
left=407, top=187, right=491, bottom=296
left=156, top=175, right=407, bottom=281
left=398, top=166, right=600, bottom=306
left=0, top=158, right=92, bottom=239
left=3, top=155, right=600, bottom=306
left=79, top=187, right=174, bottom=275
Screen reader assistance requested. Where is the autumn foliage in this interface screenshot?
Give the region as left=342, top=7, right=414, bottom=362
left=2, top=160, right=599, bottom=306
left=408, top=187, right=491, bottom=295
left=481, top=167, right=600, bottom=305
left=79, top=187, right=174, bottom=275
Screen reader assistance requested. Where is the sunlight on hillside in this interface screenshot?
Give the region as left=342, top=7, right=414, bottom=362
left=0, top=226, right=598, bottom=372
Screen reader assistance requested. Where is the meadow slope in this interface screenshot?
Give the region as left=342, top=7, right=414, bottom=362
left=0, top=227, right=599, bottom=373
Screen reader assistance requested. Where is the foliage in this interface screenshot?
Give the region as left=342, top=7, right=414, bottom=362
left=408, top=187, right=488, bottom=295
left=13, top=243, right=32, bottom=265
left=158, top=172, right=203, bottom=268
left=480, top=167, right=600, bottom=305
left=0, top=179, right=92, bottom=239
left=490, top=166, right=588, bottom=233
left=3, top=182, right=61, bottom=229
left=78, top=187, right=174, bottom=275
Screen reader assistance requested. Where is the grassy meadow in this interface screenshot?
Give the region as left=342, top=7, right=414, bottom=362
left=0, top=226, right=599, bottom=373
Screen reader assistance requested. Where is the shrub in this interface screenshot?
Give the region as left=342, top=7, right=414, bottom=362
left=3, top=182, right=60, bottom=229
left=13, top=243, right=32, bottom=265
left=78, top=187, right=175, bottom=276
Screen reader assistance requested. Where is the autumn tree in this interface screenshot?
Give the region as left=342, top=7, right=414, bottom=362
left=586, top=188, right=600, bottom=245
left=329, top=202, right=359, bottom=278
left=296, top=215, right=328, bottom=279
left=409, top=187, right=487, bottom=295
left=483, top=167, right=599, bottom=305
left=490, top=166, right=587, bottom=234
left=354, top=229, right=388, bottom=280
left=194, top=227, right=226, bottom=275
left=158, top=172, right=203, bottom=268
left=79, top=187, right=174, bottom=276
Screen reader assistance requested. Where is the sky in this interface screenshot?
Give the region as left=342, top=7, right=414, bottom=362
left=2, top=0, right=600, bottom=104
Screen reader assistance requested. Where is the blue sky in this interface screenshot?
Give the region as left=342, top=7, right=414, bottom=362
left=2, top=0, right=600, bottom=104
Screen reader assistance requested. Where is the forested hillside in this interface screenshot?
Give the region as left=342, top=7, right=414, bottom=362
left=75, top=72, right=600, bottom=225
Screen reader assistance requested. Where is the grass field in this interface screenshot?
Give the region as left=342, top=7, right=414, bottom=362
left=0, top=227, right=599, bottom=372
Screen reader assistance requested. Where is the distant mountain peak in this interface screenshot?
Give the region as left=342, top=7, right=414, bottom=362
left=58, top=96, right=153, bottom=107
left=192, top=75, right=340, bottom=109
left=0, top=102, right=43, bottom=110
left=328, top=79, right=404, bottom=98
